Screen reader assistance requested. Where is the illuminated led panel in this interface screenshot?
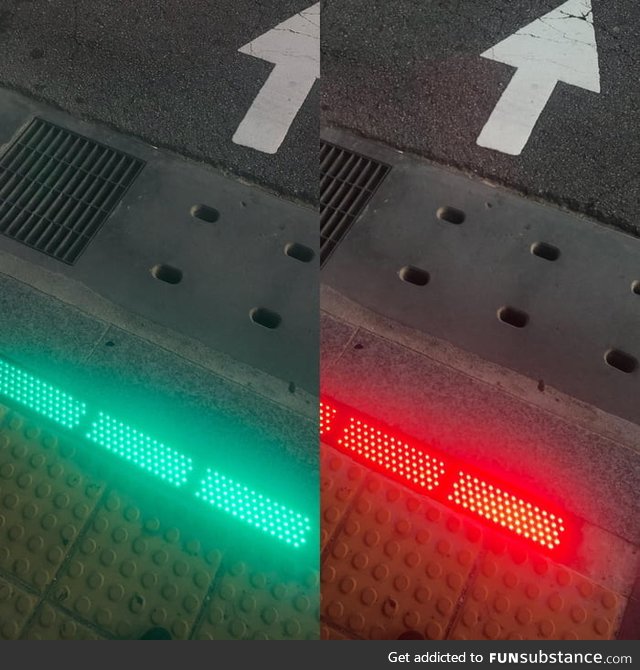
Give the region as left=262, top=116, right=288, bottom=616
left=449, top=472, right=565, bottom=550
left=0, top=358, right=87, bottom=428
left=320, top=401, right=337, bottom=437
left=86, top=413, right=193, bottom=487
left=196, top=469, right=311, bottom=548
left=338, top=417, right=446, bottom=491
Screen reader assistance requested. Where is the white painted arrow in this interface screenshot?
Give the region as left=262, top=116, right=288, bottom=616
left=477, top=0, right=600, bottom=156
left=232, top=3, right=320, bottom=154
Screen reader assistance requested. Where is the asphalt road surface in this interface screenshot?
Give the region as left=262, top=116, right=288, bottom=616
left=322, top=0, right=640, bottom=236
left=0, top=0, right=317, bottom=203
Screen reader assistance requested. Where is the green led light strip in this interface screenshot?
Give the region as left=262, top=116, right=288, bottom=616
left=0, top=358, right=86, bottom=429
left=86, top=413, right=193, bottom=487
left=196, top=469, right=311, bottom=548
left=0, top=356, right=312, bottom=548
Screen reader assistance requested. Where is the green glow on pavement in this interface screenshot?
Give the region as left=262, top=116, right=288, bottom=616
left=0, top=356, right=313, bottom=549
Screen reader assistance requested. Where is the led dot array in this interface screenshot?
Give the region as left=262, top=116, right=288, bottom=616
left=448, top=472, right=565, bottom=550
left=320, top=401, right=337, bottom=437
left=196, top=469, right=311, bottom=548
left=0, top=359, right=87, bottom=429
left=337, top=418, right=446, bottom=491
left=86, top=413, right=192, bottom=487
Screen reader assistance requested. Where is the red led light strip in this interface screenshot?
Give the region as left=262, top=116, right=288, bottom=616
left=339, top=417, right=446, bottom=492
left=449, top=473, right=564, bottom=550
left=320, top=401, right=337, bottom=437
left=321, top=396, right=568, bottom=552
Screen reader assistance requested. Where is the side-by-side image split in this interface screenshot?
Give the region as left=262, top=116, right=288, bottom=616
left=0, top=1, right=319, bottom=640
left=319, top=0, right=640, bottom=643
left=1, top=0, right=639, bottom=648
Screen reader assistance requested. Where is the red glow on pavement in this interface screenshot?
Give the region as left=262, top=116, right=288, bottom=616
left=321, top=394, right=570, bottom=554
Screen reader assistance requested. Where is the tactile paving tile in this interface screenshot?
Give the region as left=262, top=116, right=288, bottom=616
left=322, top=465, right=482, bottom=640
left=53, top=490, right=222, bottom=639
left=195, top=562, right=320, bottom=640
left=23, top=601, right=103, bottom=640
left=450, top=549, right=625, bottom=640
left=321, top=444, right=364, bottom=550
left=0, top=405, right=104, bottom=592
left=0, top=575, right=37, bottom=639
left=321, top=623, right=349, bottom=640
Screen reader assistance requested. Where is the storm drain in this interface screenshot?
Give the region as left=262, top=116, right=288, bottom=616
left=0, top=118, right=144, bottom=264
left=320, top=141, right=389, bottom=266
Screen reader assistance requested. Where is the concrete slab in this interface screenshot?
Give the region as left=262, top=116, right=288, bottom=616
left=321, top=285, right=640, bottom=457
left=322, top=127, right=640, bottom=425
left=81, top=324, right=318, bottom=479
left=0, top=272, right=107, bottom=372
left=321, top=311, right=356, bottom=372
left=0, top=88, right=318, bottom=392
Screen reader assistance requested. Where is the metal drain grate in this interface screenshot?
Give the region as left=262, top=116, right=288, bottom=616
left=0, top=118, right=144, bottom=264
left=320, top=141, right=390, bottom=266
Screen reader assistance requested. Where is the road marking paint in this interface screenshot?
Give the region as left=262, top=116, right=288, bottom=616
left=233, top=3, right=320, bottom=154
left=477, top=0, right=600, bottom=156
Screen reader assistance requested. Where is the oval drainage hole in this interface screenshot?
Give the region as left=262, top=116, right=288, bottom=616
left=497, top=306, right=528, bottom=328
left=605, top=349, right=637, bottom=374
left=190, top=204, right=220, bottom=223
left=150, top=264, right=183, bottom=285
left=531, top=242, right=560, bottom=261
left=250, top=307, right=281, bottom=330
left=284, top=242, right=315, bottom=263
left=436, top=206, right=465, bottom=225
left=631, top=280, right=640, bottom=295
left=398, top=265, right=430, bottom=286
